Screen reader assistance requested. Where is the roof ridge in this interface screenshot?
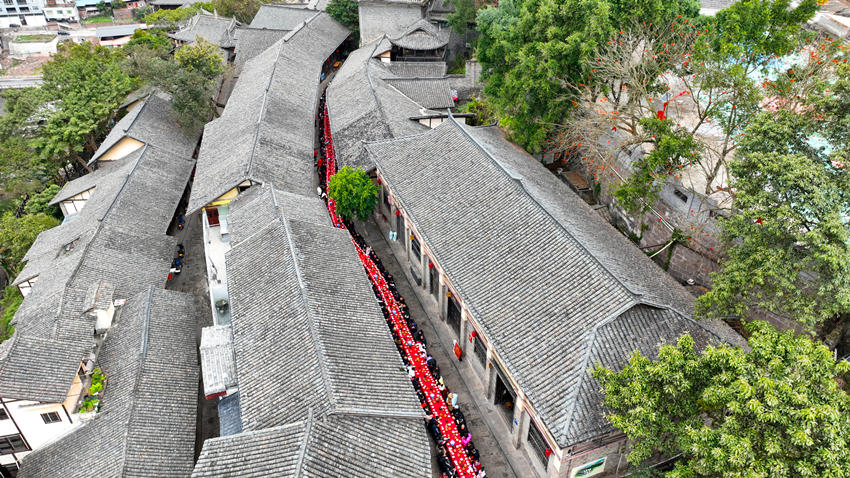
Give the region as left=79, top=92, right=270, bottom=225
left=292, top=407, right=314, bottom=478
left=119, top=285, right=156, bottom=478
left=446, top=115, right=641, bottom=300
left=53, top=145, right=148, bottom=339
left=272, top=189, right=338, bottom=413
left=244, top=39, right=286, bottom=177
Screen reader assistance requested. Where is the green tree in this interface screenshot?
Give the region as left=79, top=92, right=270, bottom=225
left=213, top=0, right=261, bottom=23
left=175, top=38, right=224, bottom=80
left=0, top=212, right=60, bottom=277
left=143, top=2, right=214, bottom=29
left=448, top=0, right=476, bottom=36
left=35, top=43, right=133, bottom=171
left=327, top=166, right=379, bottom=221
left=695, top=149, right=850, bottom=327
left=326, top=0, right=359, bottom=43
left=0, top=138, right=54, bottom=198
left=475, top=0, right=700, bottom=150
left=123, top=41, right=219, bottom=132
left=0, top=286, right=22, bottom=343
left=125, top=28, right=172, bottom=54
left=594, top=321, right=850, bottom=478
left=23, top=184, right=61, bottom=217
left=96, top=0, right=110, bottom=14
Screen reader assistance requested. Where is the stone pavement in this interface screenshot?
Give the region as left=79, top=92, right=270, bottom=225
left=165, top=210, right=220, bottom=460
left=356, top=216, right=539, bottom=478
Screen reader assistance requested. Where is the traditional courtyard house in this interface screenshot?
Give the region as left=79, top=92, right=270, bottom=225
left=361, top=115, right=741, bottom=478
left=169, top=13, right=240, bottom=61
left=191, top=186, right=431, bottom=477
left=358, top=0, right=429, bottom=45
left=326, top=39, right=469, bottom=170
left=186, top=12, right=349, bottom=327
left=0, top=97, right=197, bottom=476
left=17, top=288, right=199, bottom=478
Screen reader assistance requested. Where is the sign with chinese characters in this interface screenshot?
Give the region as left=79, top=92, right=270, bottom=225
left=570, top=457, right=606, bottom=478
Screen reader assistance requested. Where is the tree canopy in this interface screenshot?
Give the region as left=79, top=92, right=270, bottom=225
left=34, top=42, right=134, bottom=169
left=326, top=0, right=359, bottom=43
left=475, top=0, right=701, bottom=150
left=594, top=321, right=850, bottom=478
left=327, top=166, right=379, bottom=221
left=0, top=212, right=60, bottom=278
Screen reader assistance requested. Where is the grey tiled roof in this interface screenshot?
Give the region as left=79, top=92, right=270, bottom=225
left=170, top=14, right=240, bottom=47
left=223, top=186, right=423, bottom=431
left=95, top=24, right=144, bottom=39
left=187, top=13, right=349, bottom=213
left=1, top=137, right=196, bottom=403
left=19, top=287, right=199, bottom=478
left=326, top=40, right=441, bottom=170
left=234, top=27, right=291, bottom=69
left=567, top=305, right=719, bottom=444
left=699, top=0, right=736, bottom=12
left=248, top=4, right=318, bottom=30
left=385, top=77, right=455, bottom=109
left=89, top=93, right=196, bottom=165
left=192, top=413, right=431, bottom=478
left=388, top=19, right=450, bottom=50
left=200, top=325, right=237, bottom=397
left=381, top=61, right=446, bottom=77
left=218, top=392, right=243, bottom=436
left=365, top=117, right=736, bottom=447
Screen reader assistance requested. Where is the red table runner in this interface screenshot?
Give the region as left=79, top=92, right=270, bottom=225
left=319, top=105, right=478, bottom=478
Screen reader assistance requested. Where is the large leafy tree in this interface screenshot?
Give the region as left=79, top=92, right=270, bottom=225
left=695, top=150, right=850, bottom=327
left=35, top=43, right=134, bottom=171
left=0, top=212, right=60, bottom=277
left=122, top=38, right=223, bottom=132
left=327, top=166, right=379, bottom=221
left=475, top=0, right=701, bottom=150
left=326, top=0, right=359, bottom=43
left=213, top=0, right=262, bottom=23
left=594, top=321, right=850, bottom=478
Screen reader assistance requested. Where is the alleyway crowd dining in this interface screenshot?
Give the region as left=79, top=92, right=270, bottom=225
left=317, top=97, right=486, bottom=478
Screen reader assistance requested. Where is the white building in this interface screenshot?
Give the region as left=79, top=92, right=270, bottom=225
left=42, top=0, right=79, bottom=22
left=0, top=0, right=47, bottom=28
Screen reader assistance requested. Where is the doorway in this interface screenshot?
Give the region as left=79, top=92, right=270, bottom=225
left=447, top=295, right=461, bottom=336
left=206, top=207, right=220, bottom=227
left=429, top=264, right=439, bottom=298
left=396, top=213, right=403, bottom=236
left=494, top=371, right=516, bottom=425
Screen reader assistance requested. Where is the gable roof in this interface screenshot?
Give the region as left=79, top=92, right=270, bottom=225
left=385, top=77, right=455, bottom=109
left=388, top=18, right=450, bottom=50
left=88, top=93, right=196, bottom=166
left=381, top=61, right=446, bottom=77
left=223, top=186, right=423, bottom=430
left=192, top=413, right=431, bottom=478
left=1, top=126, right=196, bottom=403
left=248, top=4, right=319, bottom=30
left=187, top=12, right=349, bottom=213
left=326, top=40, right=449, bottom=169
left=365, top=117, right=739, bottom=447
left=18, top=288, right=198, bottom=478
left=169, top=13, right=240, bottom=47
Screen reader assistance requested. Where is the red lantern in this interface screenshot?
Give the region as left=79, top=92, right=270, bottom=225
left=394, top=210, right=400, bottom=216
left=428, top=263, right=434, bottom=269
left=544, top=449, right=552, bottom=457
left=377, top=178, right=382, bottom=185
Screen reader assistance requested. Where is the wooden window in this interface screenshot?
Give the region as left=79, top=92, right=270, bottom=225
left=527, top=420, right=550, bottom=466
left=40, top=411, right=61, bottom=424
left=0, top=434, right=28, bottom=455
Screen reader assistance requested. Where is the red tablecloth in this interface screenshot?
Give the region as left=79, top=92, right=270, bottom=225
left=320, top=106, right=478, bottom=478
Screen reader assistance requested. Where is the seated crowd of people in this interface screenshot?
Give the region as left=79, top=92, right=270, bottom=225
left=316, top=98, right=486, bottom=478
